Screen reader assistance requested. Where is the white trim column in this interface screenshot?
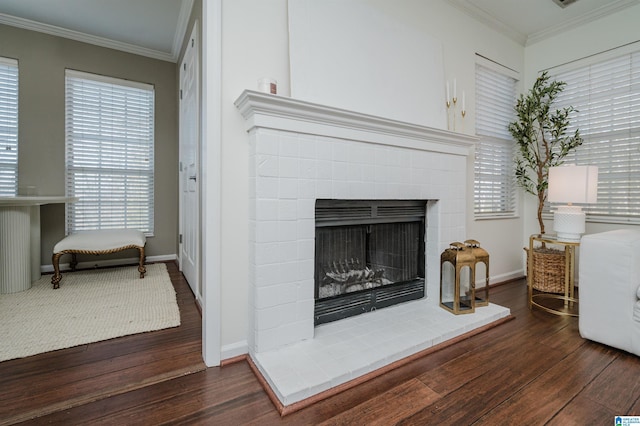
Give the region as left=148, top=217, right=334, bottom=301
left=201, top=0, right=223, bottom=367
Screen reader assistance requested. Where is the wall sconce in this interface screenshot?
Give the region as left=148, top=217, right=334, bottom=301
left=548, top=165, right=598, bottom=242
left=445, top=78, right=466, bottom=132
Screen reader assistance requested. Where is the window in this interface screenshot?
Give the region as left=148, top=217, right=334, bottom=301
left=550, top=47, right=640, bottom=224
left=474, top=56, right=518, bottom=218
left=65, top=70, right=155, bottom=234
left=0, top=57, right=18, bottom=196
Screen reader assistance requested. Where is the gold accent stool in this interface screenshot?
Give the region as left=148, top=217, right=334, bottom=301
left=440, top=242, right=476, bottom=314
left=528, top=234, right=579, bottom=317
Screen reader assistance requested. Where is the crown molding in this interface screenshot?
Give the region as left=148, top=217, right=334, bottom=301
left=447, top=0, right=639, bottom=47
left=172, top=0, right=195, bottom=62
left=446, top=0, right=527, bottom=46
left=526, top=0, right=640, bottom=45
left=0, top=12, right=176, bottom=63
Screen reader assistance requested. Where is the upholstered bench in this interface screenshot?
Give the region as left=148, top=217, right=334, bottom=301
left=51, top=229, right=146, bottom=289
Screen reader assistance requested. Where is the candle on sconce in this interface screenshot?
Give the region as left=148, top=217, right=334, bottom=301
left=462, top=91, right=466, bottom=111
left=453, top=78, right=457, bottom=100
left=446, top=80, right=450, bottom=102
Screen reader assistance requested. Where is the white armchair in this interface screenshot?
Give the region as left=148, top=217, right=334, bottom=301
left=579, top=229, right=640, bottom=356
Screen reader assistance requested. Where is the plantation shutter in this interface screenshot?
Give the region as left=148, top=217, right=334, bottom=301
left=551, top=49, right=640, bottom=224
left=0, top=57, right=18, bottom=196
left=474, top=57, right=518, bottom=218
left=65, top=70, right=155, bottom=234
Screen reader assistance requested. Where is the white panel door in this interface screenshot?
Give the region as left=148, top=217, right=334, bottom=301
left=179, top=23, right=200, bottom=296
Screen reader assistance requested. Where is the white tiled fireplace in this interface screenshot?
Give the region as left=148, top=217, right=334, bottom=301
left=235, top=91, right=511, bottom=408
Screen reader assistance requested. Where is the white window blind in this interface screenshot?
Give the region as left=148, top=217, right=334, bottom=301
left=550, top=49, right=640, bottom=224
left=474, top=59, right=518, bottom=218
left=65, top=70, right=155, bottom=234
left=0, top=57, right=18, bottom=196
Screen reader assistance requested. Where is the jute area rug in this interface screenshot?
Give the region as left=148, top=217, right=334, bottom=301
left=0, top=263, right=181, bottom=362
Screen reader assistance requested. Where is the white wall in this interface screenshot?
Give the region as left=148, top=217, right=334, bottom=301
left=412, top=1, right=526, bottom=284
left=215, top=0, right=525, bottom=355
left=218, top=0, right=291, bottom=356
left=523, top=4, right=640, bottom=242
left=288, top=0, right=447, bottom=129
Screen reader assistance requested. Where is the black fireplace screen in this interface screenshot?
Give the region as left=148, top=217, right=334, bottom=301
left=316, top=222, right=422, bottom=299
left=314, top=200, right=426, bottom=325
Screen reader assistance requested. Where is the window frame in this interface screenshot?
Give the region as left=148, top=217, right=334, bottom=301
left=64, top=69, right=155, bottom=235
left=547, top=43, right=640, bottom=225
left=473, top=55, right=519, bottom=219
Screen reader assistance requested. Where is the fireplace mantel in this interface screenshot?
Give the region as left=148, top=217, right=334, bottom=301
left=237, top=88, right=481, bottom=356
left=235, top=90, right=510, bottom=408
left=234, top=90, right=478, bottom=156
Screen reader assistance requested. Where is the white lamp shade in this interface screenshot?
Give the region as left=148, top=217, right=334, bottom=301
left=548, top=165, right=598, bottom=204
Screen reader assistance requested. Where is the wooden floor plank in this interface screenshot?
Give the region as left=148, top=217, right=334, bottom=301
left=398, top=338, right=569, bottom=425
left=6, top=276, right=640, bottom=425
left=42, top=364, right=267, bottom=425
left=630, top=396, right=640, bottom=416
left=419, top=331, right=535, bottom=393
left=547, top=393, right=617, bottom=426
left=577, top=350, right=640, bottom=414
left=317, top=378, right=441, bottom=426
left=471, top=342, right=618, bottom=425
left=0, top=261, right=205, bottom=426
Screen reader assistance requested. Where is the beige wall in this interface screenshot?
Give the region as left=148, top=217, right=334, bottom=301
left=0, top=24, right=179, bottom=264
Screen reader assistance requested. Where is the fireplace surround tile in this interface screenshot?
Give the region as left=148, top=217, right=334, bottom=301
left=235, top=90, right=507, bottom=406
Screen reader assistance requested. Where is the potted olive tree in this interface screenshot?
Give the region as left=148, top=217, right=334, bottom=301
left=508, top=71, right=583, bottom=234
left=508, top=71, right=582, bottom=293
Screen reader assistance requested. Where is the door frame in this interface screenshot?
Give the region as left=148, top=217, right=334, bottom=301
left=201, top=0, right=222, bottom=367
left=178, top=20, right=201, bottom=300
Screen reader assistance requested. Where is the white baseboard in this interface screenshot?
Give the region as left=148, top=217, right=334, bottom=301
left=472, top=270, right=524, bottom=287
left=491, top=270, right=525, bottom=285
left=40, top=254, right=178, bottom=273
left=221, top=340, right=248, bottom=360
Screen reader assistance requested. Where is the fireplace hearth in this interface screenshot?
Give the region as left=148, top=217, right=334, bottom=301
left=315, top=200, right=426, bottom=325
left=236, top=90, right=513, bottom=408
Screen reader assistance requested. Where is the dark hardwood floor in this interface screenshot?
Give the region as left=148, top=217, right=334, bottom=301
left=0, top=262, right=205, bottom=426
left=3, top=263, right=639, bottom=425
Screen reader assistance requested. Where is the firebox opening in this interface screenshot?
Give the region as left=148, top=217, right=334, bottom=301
left=314, top=200, right=427, bottom=326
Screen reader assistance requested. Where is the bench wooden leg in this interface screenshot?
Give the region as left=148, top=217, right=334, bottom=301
left=51, top=245, right=146, bottom=288
left=138, top=246, right=146, bottom=278
left=51, top=252, right=63, bottom=289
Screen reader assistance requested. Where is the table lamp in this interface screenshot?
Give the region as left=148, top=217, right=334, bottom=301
left=548, top=165, right=598, bottom=242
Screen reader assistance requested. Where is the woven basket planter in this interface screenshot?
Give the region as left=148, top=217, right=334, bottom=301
left=525, top=247, right=566, bottom=294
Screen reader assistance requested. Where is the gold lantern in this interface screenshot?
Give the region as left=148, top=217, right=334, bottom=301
left=465, top=239, right=489, bottom=307
left=440, top=242, right=475, bottom=314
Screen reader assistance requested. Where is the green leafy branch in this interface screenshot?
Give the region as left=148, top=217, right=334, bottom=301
left=508, top=71, right=583, bottom=234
